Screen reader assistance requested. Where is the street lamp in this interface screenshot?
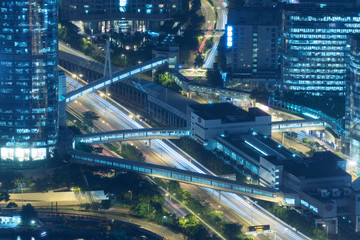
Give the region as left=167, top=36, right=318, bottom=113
left=322, top=224, right=328, bottom=238
left=165, top=193, right=171, bottom=203
left=128, top=190, right=132, bottom=205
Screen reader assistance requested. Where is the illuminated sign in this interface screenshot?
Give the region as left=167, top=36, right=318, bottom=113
left=285, top=198, right=295, bottom=205
left=248, top=225, right=270, bottom=232
left=226, top=25, right=233, bottom=48
left=119, top=0, right=127, bottom=12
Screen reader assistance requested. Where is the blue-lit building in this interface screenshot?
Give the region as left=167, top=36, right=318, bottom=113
left=60, top=0, right=184, bottom=32
left=348, top=35, right=360, bottom=162
left=282, top=8, right=360, bottom=96
left=0, top=0, right=59, bottom=161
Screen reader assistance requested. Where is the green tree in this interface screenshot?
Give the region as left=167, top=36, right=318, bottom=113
left=0, top=192, right=10, bottom=202
left=75, top=142, right=94, bottom=153
left=6, top=202, right=18, bottom=208
left=193, top=77, right=201, bottom=84
left=68, top=125, right=82, bottom=135
left=20, top=204, right=38, bottom=226
left=194, top=54, right=204, bottom=68
left=222, top=223, right=242, bottom=240
left=120, top=144, right=145, bottom=162
left=312, top=229, right=328, bottom=240
left=82, top=111, right=99, bottom=128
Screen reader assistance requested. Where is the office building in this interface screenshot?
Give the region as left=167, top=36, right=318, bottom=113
left=226, top=8, right=281, bottom=90
left=0, top=0, right=59, bottom=161
left=282, top=7, right=360, bottom=96
left=60, top=0, right=184, bottom=32
left=187, top=103, right=272, bottom=146
left=348, top=35, right=360, bottom=162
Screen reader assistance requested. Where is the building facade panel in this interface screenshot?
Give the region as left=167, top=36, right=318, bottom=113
left=348, top=35, right=360, bottom=162
left=282, top=9, right=360, bottom=96
left=0, top=0, right=59, bottom=160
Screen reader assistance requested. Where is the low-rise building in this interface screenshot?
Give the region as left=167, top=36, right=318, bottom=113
left=187, top=103, right=272, bottom=147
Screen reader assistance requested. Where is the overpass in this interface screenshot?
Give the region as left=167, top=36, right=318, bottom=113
left=170, top=71, right=251, bottom=100
left=60, top=50, right=249, bottom=102
left=73, top=128, right=191, bottom=146
left=58, top=50, right=105, bottom=81
left=70, top=150, right=279, bottom=202
left=65, top=57, right=168, bottom=103
left=271, top=119, right=327, bottom=133
left=180, top=68, right=207, bottom=78
left=269, top=97, right=343, bottom=136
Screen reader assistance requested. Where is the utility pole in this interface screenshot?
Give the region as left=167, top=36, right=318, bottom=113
left=103, top=37, right=112, bottom=114
left=104, top=38, right=112, bottom=96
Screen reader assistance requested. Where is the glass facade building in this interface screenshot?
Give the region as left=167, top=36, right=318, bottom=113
left=0, top=0, right=58, bottom=161
left=282, top=9, right=360, bottom=96
left=348, top=35, right=360, bottom=162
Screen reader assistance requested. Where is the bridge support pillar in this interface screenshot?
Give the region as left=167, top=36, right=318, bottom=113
left=218, top=190, right=221, bottom=201
left=119, top=143, right=122, bottom=153
left=148, top=139, right=151, bottom=148
left=281, top=132, right=285, bottom=145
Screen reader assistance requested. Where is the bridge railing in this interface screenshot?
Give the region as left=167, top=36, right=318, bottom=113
left=65, top=57, right=168, bottom=103
left=73, top=128, right=191, bottom=145
left=269, top=97, right=343, bottom=136
left=70, top=150, right=278, bottom=201
left=271, top=121, right=327, bottom=130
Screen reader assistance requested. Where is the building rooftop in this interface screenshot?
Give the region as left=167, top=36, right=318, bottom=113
left=190, top=103, right=269, bottom=123
left=218, top=134, right=296, bottom=161
left=123, top=78, right=196, bottom=114
left=228, top=8, right=281, bottom=26
left=283, top=152, right=349, bottom=179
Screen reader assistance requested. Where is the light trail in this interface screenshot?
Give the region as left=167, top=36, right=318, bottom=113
left=66, top=76, right=311, bottom=240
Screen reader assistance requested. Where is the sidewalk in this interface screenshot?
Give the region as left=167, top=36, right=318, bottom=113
left=38, top=207, right=184, bottom=240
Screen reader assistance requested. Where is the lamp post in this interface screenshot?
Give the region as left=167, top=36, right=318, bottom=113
left=322, top=224, right=328, bottom=238
left=128, top=190, right=132, bottom=205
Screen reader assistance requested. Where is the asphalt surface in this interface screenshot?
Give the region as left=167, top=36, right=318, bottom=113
left=202, top=0, right=227, bottom=68
left=65, top=74, right=312, bottom=240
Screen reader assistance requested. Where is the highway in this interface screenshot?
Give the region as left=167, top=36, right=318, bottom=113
left=65, top=75, right=311, bottom=240
left=203, top=0, right=227, bottom=68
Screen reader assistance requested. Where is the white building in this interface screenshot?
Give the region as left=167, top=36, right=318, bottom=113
left=187, top=103, right=272, bottom=147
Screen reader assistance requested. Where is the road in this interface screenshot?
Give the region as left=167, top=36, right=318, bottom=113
left=65, top=75, right=311, bottom=240
left=203, top=0, right=227, bottom=68
left=59, top=41, right=94, bottom=61
left=39, top=207, right=185, bottom=240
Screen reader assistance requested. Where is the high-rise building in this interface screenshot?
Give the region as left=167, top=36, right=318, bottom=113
left=348, top=35, right=360, bottom=162
left=281, top=7, right=360, bottom=96
left=226, top=8, right=281, bottom=90
left=0, top=0, right=59, bottom=161
left=60, top=0, right=184, bottom=32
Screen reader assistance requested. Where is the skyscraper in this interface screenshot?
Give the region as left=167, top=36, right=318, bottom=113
left=226, top=8, right=280, bottom=89
left=282, top=7, right=360, bottom=96
left=348, top=35, right=360, bottom=162
left=59, top=0, right=184, bottom=32
left=0, top=0, right=59, bottom=161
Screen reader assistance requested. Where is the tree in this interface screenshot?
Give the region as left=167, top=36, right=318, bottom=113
left=75, top=142, right=94, bottom=153
left=20, top=204, right=38, bottom=226
left=194, top=54, right=204, bottom=68
left=222, top=223, right=242, bottom=240
left=68, top=125, right=82, bottom=135
left=6, top=202, right=18, bottom=208
left=0, top=192, right=10, bottom=202
left=82, top=111, right=99, bottom=128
